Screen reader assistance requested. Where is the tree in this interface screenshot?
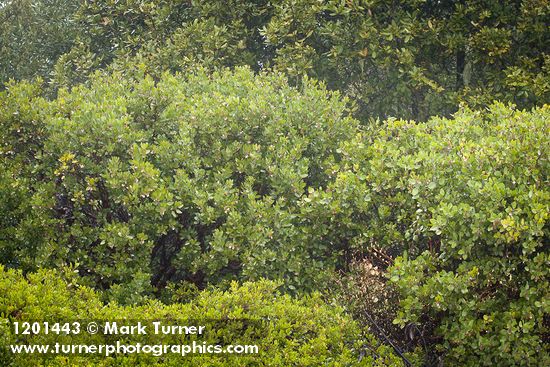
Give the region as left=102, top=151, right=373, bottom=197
left=261, top=0, right=550, bottom=119
left=0, top=0, right=80, bottom=86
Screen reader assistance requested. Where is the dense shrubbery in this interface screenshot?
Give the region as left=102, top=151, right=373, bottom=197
left=1, top=1, right=549, bottom=365
left=1, top=67, right=359, bottom=297
left=319, top=104, right=549, bottom=365
left=0, top=265, right=404, bottom=366
left=1, top=67, right=548, bottom=365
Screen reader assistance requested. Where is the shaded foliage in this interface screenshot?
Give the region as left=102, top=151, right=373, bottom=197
left=2, top=1, right=548, bottom=120
left=0, top=0, right=80, bottom=86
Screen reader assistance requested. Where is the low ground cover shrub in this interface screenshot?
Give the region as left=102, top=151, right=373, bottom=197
left=0, top=265, right=404, bottom=366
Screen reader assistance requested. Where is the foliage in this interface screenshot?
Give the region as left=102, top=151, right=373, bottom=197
left=1, top=62, right=548, bottom=364
left=1, top=67, right=358, bottom=297
left=261, top=0, right=550, bottom=119
left=314, top=103, right=548, bottom=365
left=0, top=265, right=404, bottom=366
left=3, top=1, right=547, bottom=120
left=0, top=80, right=55, bottom=273
left=51, top=0, right=550, bottom=120
left=1, top=2, right=549, bottom=365
left=0, top=0, right=80, bottom=87
left=70, top=0, right=189, bottom=67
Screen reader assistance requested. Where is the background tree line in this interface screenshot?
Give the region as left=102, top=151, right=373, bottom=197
left=1, top=0, right=549, bottom=120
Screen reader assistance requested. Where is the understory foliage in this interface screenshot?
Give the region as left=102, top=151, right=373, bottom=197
left=332, top=259, right=403, bottom=351
left=0, top=265, right=404, bottom=366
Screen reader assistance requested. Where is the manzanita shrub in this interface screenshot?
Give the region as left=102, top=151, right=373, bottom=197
left=311, top=104, right=548, bottom=366
left=0, top=67, right=358, bottom=297
left=0, top=265, right=405, bottom=366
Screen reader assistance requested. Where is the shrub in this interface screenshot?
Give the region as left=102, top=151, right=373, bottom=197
left=0, top=265, right=404, bottom=366
left=0, top=67, right=358, bottom=296
left=0, top=80, right=56, bottom=273
left=2, top=66, right=547, bottom=365
left=315, top=103, right=549, bottom=365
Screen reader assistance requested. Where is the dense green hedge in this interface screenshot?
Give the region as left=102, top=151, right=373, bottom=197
left=0, top=265, right=403, bottom=366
